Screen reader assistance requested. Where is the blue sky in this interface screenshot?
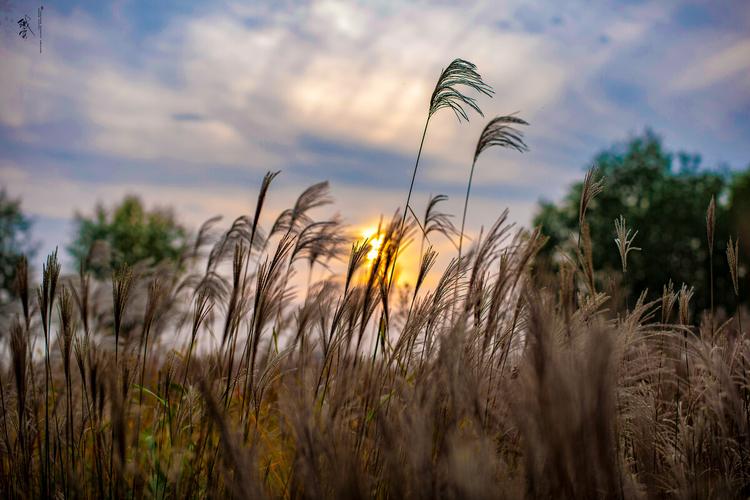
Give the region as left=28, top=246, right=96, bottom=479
left=1, top=0, right=749, bottom=268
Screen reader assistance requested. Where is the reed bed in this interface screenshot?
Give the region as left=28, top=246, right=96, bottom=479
left=0, top=58, right=748, bottom=499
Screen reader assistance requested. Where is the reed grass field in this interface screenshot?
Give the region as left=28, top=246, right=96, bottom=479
left=1, top=57, right=749, bottom=500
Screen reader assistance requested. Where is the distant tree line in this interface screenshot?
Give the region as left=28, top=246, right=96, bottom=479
left=67, top=195, right=187, bottom=277
left=534, top=130, right=749, bottom=312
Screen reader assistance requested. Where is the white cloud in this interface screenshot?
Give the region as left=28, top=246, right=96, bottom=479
left=671, top=38, right=750, bottom=92
left=1, top=1, right=622, bottom=165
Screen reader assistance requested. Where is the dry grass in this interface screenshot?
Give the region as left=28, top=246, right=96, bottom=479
left=0, top=59, right=748, bottom=499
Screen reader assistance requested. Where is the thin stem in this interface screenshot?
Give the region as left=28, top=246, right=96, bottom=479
left=43, top=315, right=51, bottom=498
left=458, top=158, right=477, bottom=269
left=133, top=322, right=151, bottom=491
left=182, top=331, right=198, bottom=387
left=388, top=116, right=431, bottom=291
left=372, top=114, right=431, bottom=375
left=709, top=250, right=715, bottom=336
left=452, top=158, right=478, bottom=321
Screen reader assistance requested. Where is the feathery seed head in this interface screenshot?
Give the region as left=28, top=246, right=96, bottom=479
left=112, top=264, right=134, bottom=348
left=706, top=195, right=716, bottom=255
left=14, top=255, right=29, bottom=328
left=429, top=58, right=493, bottom=122
left=678, top=283, right=694, bottom=326
left=727, top=236, right=739, bottom=296
left=58, top=285, right=77, bottom=377
left=423, top=194, right=459, bottom=248
left=474, top=114, right=529, bottom=163
left=38, top=248, right=61, bottom=336
left=415, top=246, right=438, bottom=298
left=614, top=215, right=641, bottom=273
left=661, top=280, right=677, bottom=324
left=579, top=167, right=604, bottom=229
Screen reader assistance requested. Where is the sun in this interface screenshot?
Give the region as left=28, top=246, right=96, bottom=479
left=361, top=227, right=384, bottom=262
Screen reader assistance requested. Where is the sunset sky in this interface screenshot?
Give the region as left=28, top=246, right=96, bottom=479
left=1, top=0, right=749, bottom=268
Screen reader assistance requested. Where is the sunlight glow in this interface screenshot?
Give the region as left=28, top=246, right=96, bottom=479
left=362, top=226, right=384, bottom=262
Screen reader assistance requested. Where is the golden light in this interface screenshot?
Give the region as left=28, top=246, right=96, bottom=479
left=362, top=227, right=384, bottom=262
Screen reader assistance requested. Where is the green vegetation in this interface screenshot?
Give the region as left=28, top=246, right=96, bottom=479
left=68, top=195, right=187, bottom=277
left=0, top=188, right=35, bottom=302
left=0, top=59, right=748, bottom=499
left=534, top=130, right=749, bottom=310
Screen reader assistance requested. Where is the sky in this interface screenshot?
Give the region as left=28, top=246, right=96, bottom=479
left=0, top=0, right=749, bottom=271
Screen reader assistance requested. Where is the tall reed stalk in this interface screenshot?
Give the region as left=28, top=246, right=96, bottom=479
left=457, top=115, right=528, bottom=273
left=37, top=249, right=60, bottom=498
left=706, top=195, right=716, bottom=331
left=391, top=58, right=493, bottom=291
left=112, top=264, right=134, bottom=364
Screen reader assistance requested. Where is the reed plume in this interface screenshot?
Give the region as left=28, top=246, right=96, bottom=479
left=14, top=256, right=30, bottom=330
left=458, top=114, right=528, bottom=266
left=395, top=58, right=493, bottom=286
left=727, top=236, right=740, bottom=296
left=614, top=214, right=640, bottom=273
left=579, top=166, right=605, bottom=230
left=112, top=264, right=134, bottom=362
left=37, top=248, right=60, bottom=498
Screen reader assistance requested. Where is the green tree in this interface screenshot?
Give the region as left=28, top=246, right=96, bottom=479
left=0, top=189, right=36, bottom=301
left=729, top=168, right=750, bottom=260
left=69, top=195, right=188, bottom=276
left=534, top=130, right=748, bottom=311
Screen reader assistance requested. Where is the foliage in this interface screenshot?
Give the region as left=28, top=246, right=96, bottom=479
left=0, top=188, right=35, bottom=302
left=534, top=129, right=749, bottom=309
left=729, top=167, right=750, bottom=258
left=68, top=195, right=188, bottom=276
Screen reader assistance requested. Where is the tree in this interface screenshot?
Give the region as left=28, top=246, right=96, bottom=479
left=534, top=130, right=748, bottom=311
left=0, top=189, right=36, bottom=302
left=69, top=195, right=188, bottom=276
left=729, top=168, right=750, bottom=260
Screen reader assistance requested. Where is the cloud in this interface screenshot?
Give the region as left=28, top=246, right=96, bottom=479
left=172, top=113, right=205, bottom=122
left=1, top=0, right=749, bottom=264
left=671, top=38, right=750, bottom=92
left=0, top=1, right=606, bottom=164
